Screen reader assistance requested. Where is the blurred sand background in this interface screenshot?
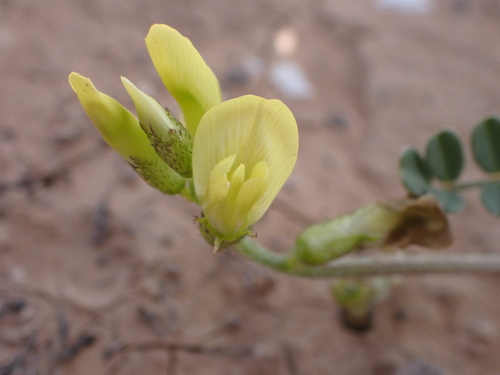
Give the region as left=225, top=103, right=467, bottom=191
left=1, top=0, right=500, bottom=374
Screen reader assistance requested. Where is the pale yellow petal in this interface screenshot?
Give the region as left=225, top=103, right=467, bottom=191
left=235, top=177, right=266, bottom=222
left=121, top=76, right=177, bottom=133
left=215, top=163, right=246, bottom=233
left=228, top=163, right=246, bottom=197
left=69, top=72, right=146, bottom=160
left=202, top=154, right=236, bottom=209
left=193, top=95, right=298, bottom=225
left=145, top=24, right=222, bottom=136
left=249, top=160, right=269, bottom=180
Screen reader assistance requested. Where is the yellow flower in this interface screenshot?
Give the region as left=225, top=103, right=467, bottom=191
left=193, top=95, right=298, bottom=250
left=145, top=25, right=299, bottom=248
left=69, top=24, right=299, bottom=250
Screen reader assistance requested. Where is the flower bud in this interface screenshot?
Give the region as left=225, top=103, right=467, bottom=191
left=68, top=72, right=185, bottom=194
left=192, top=95, right=299, bottom=251
left=292, top=195, right=451, bottom=266
left=331, top=277, right=392, bottom=332
left=121, top=77, right=193, bottom=178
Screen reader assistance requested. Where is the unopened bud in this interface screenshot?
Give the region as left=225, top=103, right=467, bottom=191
left=68, top=72, right=185, bottom=195
left=122, top=77, right=193, bottom=178
left=331, top=277, right=392, bottom=332
left=293, top=195, right=451, bottom=266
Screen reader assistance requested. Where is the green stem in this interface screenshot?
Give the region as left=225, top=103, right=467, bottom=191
left=179, top=180, right=199, bottom=204
left=453, top=179, right=494, bottom=190
left=235, top=237, right=500, bottom=278
left=236, top=237, right=291, bottom=272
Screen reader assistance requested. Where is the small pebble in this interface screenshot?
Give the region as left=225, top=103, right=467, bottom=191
left=6, top=298, right=26, bottom=313
left=452, top=0, right=468, bottom=13
left=222, top=313, right=242, bottom=332
left=225, top=67, right=250, bottom=85
left=1, top=127, right=15, bottom=141
left=243, top=273, right=275, bottom=296
left=161, top=236, right=173, bottom=248
left=225, top=56, right=263, bottom=85
left=0, top=297, right=26, bottom=315
left=269, top=59, right=313, bottom=100
left=396, top=359, right=442, bottom=375
left=392, top=308, right=408, bottom=322
left=10, top=267, right=26, bottom=282
left=0, top=28, right=11, bottom=50
left=464, top=319, right=496, bottom=344
left=325, top=113, right=348, bottom=130
left=375, top=0, right=433, bottom=14
left=373, top=362, right=398, bottom=375
left=95, top=254, right=110, bottom=267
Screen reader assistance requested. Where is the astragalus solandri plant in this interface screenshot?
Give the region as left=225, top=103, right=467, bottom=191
left=70, top=24, right=298, bottom=252
left=70, top=24, right=500, bottom=329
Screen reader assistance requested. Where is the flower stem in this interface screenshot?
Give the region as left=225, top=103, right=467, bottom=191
left=452, top=179, right=492, bottom=190
left=179, top=180, right=199, bottom=204
left=235, top=237, right=500, bottom=278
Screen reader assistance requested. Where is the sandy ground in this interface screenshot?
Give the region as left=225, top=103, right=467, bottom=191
left=1, top=0, right=500, bottom=374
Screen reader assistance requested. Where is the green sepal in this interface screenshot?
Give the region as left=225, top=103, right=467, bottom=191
left=122, top=77, right=193, bottom=178
left=292, top=204, right=399, bottom=266
left=196, top=215, right=253, bottom=253
left=292, top=196, right=451, bottom=266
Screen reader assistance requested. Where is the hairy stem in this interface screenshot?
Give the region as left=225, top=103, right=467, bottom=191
left=235, top=237, right=500, bottom=278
